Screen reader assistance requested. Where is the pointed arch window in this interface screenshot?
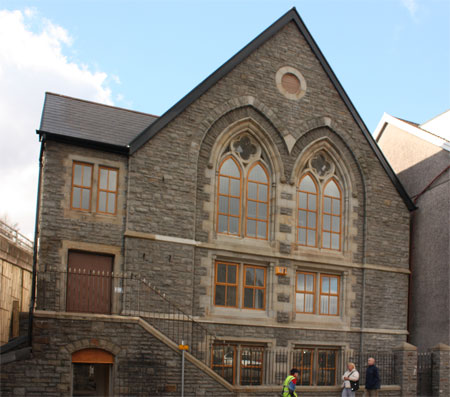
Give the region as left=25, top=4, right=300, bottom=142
left=246, top=162, right=269, bottom=240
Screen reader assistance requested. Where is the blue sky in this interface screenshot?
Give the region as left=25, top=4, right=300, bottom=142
left=0, top=0, right=449, bottom=236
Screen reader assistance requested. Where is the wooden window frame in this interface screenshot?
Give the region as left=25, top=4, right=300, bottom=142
left=294, top=348, right=314, bottom=386
left=211, top=344, right=236, bottom=385
left=217, top=156, right=242, bottom=236
left=97, top=166, right=119, bottom=215
left=245, top=162, right=269, bottom=240
left=297, top=173, right=319, bottom=247
left=214, top=262, right=239, bottom=308
left=321, top=178, right=342, bottom=251
left=295, top=271, right=316, bottom=314
left=239, top=345, right=264, bottom=385
left=242, top=265, right=266, bottom=310
left=71, top=161, right=93, bottom=212
left=319, top=274, right=340, bottom=316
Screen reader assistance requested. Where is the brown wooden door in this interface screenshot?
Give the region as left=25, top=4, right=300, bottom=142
left=67, top=251, right=113, bottom=314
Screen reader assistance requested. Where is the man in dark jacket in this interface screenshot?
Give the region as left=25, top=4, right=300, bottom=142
left=365, top=357, right=380, bottom=396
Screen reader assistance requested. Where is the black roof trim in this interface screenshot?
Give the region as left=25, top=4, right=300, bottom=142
left=37, top=130, right=129, bottom=155
left=128, top=7, right=415, bottom=211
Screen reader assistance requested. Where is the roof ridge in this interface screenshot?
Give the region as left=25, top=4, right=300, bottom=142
left=45, top=92, right=159, bottom=118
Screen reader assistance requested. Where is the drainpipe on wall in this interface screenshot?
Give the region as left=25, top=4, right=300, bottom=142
left=28, top=139, right=45, bottom=347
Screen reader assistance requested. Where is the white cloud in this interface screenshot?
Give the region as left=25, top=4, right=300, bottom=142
left=400, top=0, right=418, bottom=18
left=0, top=9, right=118, bottom=238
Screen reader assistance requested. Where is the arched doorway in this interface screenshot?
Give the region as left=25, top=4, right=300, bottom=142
left=72, top=348, right=114, bottom=396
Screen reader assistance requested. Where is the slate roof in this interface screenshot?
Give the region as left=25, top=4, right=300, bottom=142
left=38, top=93, right=158, bottom=150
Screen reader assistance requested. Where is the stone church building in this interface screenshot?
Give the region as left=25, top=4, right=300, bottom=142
left=1, top=8, right=416, bottom=396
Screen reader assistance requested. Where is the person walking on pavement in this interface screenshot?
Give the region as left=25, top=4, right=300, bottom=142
left=365, top=357, right=380, bottom=396
left=342, top=362, right=360, bottom=397
left=282, top=368, right=299, bottom=397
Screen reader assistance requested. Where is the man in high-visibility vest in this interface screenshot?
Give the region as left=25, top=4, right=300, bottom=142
left=282, top=368, right=299, bottom=396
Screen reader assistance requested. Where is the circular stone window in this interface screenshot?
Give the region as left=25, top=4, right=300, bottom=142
left=275, top=66, right=307, bottom=100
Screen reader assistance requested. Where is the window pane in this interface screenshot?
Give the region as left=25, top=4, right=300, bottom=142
left=243, top=288, right=253, bottom=308
left=229, top=217, right=239, bottom=234
left=322, top=232, right=331, bottom=248
left=325, top=180, right=339, bottom=198
left=257, top=222, right=266, bottom=239
left=107, top=192, right=115, bottom=213
left=330, top=277, right=338, bottom=293
left=324, top=197, right=331, bottom=213
left=332, top=199, right=340, bottom=215
left=82, top=166, right=92, bottom=187
left=221, top=158, right=240, bottom=177
left=298, top=192, right=307, bottom=209
left=259, top=184, right=268, bottom=202
left=230, top=178, right=240, bottom=197
left=299, top=210, right=307, bottom=227
left=296, top=293, right=304, bottom=312
left=72, top=187, right=81, bottom=208
left=81, top=189, right=90, bottom=210
left=300, top=175, right=316, bottom=193
left=308, top=194, right=316, bottom=210
left=307, top=212, right=316, bottom=228
left=255, top=269, right=264, bottom=287
left=245, top=268, right=254, bottom=286
left=247, top=201, right=257, bottom=218
left=227, top=265, right=236, bottom=284
left=331, top=233, right=340, bottom=250
left=323, top=215, right=331, bottom=230
left=109, top=170, right=117, bottom=191
left=218, top=215, right=228, bottom=233
left=255, top=289, right=264, bottom=309
left=297, top=273, right=305, bottom=291
left=247, top=220, right=256, bottom=237
left=219, top=196, right=228, bottom=214
left=248, top=182, right=257, bottom=200
left=249, top=164, right=267, bottom=183
left=330, top=296, right=338, bottom=315
left=73, top=164, right=82, bottom=185
left=258, top=203, right=267, bottom=220
left=305, top=294, right=314, bottom=312
left=322, top=277, right=329, bottom=293
left=99, top=168, right=108, bottom=189
left=215, top=285, right=225, bottom=305
left=306, top=275, right=314, bottom=292
left=226, top=286, right=236, bottom=306
left=98, top=191, right=107, bottom=212
left=298, top=228, right=306, bottom=245
left=321, top=296, right=328, bottom=314
left=217, top=263, right=227, bottom=282
left=307, top=230, right=316, bottom=246
left=229, top=198, right=239, bottom=216
left=219, top=177, right=229, bottom=194
left=332, top=216, right=340, bottom=232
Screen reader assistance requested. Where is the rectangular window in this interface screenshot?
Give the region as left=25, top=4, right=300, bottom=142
left=214, top=262, right=238, bottom=307
left=319, top=275, right=340, bottom=316
left=293, top=348, right=314, bottom=385
left=295, top=347, right=338, bottom=386
left=212, top=344, right=236, bottom=384
left=243, top=265, right=266, bottom=310
left=71, top=162, right=93, bottom=211
left=97, top=167, right=118, bottom=215
left=296, top=272, right=315, bottom=313
left=317, top=349, right=337, bottom=385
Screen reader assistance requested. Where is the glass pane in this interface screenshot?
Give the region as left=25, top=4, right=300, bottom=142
left=330, top=277, right=338, bottom=293
left=325, top=180, right=340, bottom=198
left=300, top=175, right=316, bottom=193
left=99, top=168, right=108, bottom=189
left=72, top=187, right=81, bottom=208
left=81, top=189, right=90, bottom=210
left=243, top=288, right=253, bottom=308
left=227, top=265, right=236, bottom=284
left=255, top=289, right=264, bottom=309
left=107, top=192, right=115, bottom=213
left=248, top=182, right=257, bottom=200
left=299, top=210, right=307, bottom=227
left=323, top=232, right=331, bottom=248
left=257, top=222, right=266, bottom=239
left=305, top=294, right=314, bottom=312
left=215, top=285, right=225, bottom=305
left=249, top=164, right=267, bottom=183
left=322, top=276, right=329, bottom=293
left=230, top=198, right=239, bottom=216
left=218, top=215, right=228, bottom=233
left=247, top=220, right=256, bottom=237
left=98, top=191, right=107, bottom=212
left=219, top=196, right=228, bottom=214
left=321, top=296, right=328, bottom=314
left=109, top=170, right=117, bottom=191
left=73, top=164, right=82, bottom=185
left=308, top=194, right=316, bottom=210
left=230, top=178, right=240, bottom=197
left=306, top=275, right=314, bottom=292
left=227, top=286, right=236, bottom=306
left=255, top=269, right=264, bottom=287
left=296, top=293, right=304, bottom=312
left=324, top=197, right=331, bottom=213
left=332, top=198, right=340, bottom=215
left=307, top=212, right=316, bottom=228
left=247, top=201, right=257, bottom=218
left=298, top=192, right=307, bottom=209
left=298, top=228, right=306, bottom=245
left=221, top=158, right=240, bottom=177
left=332, top=216, right=340, bottom=232
left=229, top=217, right=239, bottom=234
left=307, top=230, right=316, bottom=246
left=217, top=263, right=227, bottom=282
left=245, top=268, right=254, bottom=286
left=82, top=166, right=92, bottom=187
left=219, top=176, right=229, bottom=194
left=331, top=233, right=340, bottom=250
left=297, top=273, right=305, bottom=291
left=330, top=296, right=338, bottom=315
left=323, top=215, right=331, bottom=230
left=259, top=184, right=268, bottom=202
left=258, top=203, right=267, bottom=220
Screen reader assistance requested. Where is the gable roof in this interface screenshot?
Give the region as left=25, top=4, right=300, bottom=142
left=127, top=7, right=415, bottom=211
left=37, top=92, right=158, bottom=153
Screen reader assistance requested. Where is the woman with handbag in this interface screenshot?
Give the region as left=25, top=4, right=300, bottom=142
left=342, top=362, right=360, bottom=397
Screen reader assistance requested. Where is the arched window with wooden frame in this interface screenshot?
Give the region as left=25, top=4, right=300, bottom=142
left=217, top=156, right=242, bottom=236
left=297, top=173, right=318, bottom=247
left=321, top=178, right=342, bottom=251
left=246, top=162, right=269, bottom=240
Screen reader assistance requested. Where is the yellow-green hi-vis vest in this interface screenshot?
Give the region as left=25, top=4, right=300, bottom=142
left=282, top=375, right=297, bottom=397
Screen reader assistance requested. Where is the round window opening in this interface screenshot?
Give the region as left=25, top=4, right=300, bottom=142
left=275, top=66, right=307, bottom=100
left=281, top=73, right=300, bottom=94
